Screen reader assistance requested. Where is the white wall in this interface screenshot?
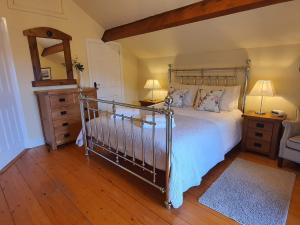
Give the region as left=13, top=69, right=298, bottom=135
left=0, top=0, right=139, bottom=148
left=0, top=0, right=104, bottom=147
left=138, top=45, right=300, bottom=119
left=121, top=47, right=139, bottom=104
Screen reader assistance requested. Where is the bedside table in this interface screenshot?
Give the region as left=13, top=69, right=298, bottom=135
left=139, top=99, right=164, bottom=107
left=242, top=112, right=286, bottom=159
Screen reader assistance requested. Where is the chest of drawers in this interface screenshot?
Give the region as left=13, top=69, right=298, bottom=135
left=35, top=88, right=97, bottom=150
left=242, top=112, right=286, bottom=159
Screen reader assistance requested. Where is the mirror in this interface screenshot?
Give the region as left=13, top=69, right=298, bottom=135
left=23, top=27, right=76, bottom=87
left=37, top=38, right=66, bottom=80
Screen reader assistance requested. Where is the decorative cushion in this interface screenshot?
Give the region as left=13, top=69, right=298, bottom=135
left=193, top=89, right=207, bottom=108
left=287, top=135, right=300, bottom=151
left=169, top=84, right=198, bottom=107
left=194, top=89, right=224, bottom=112
left=168, top=89, right=188, bottom=108
left=199, top=85, right=241, bottom=111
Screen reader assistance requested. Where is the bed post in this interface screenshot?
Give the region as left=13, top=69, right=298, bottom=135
left=242, top=59, right=251, bottom=113
left=79, top=92, right=89, bottom=156
left=164, top=68, right=174, bottom=208
left=168, top=64, right=172, bottom=84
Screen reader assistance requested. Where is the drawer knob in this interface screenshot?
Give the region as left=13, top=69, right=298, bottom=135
left=59, top=98, right=66, bottom=102
left=254, top=142, right=262, bottom=148
left=255, top=132, right=263, bottom=137
left=64, top=133, right=70, bottom=138
left=256, top=123, right=265, bottom=128
left=62, top=122, right=69, bottom=127
left=60, top=111, right=67, bottom=115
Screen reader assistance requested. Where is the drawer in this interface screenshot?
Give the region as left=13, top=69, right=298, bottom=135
left=50, top=94, right=74, bottom=108
left=55, top=122, right=81, bottom=145
left=55, top=122, right=81, bottom=136
left=247, top=128, right=272, bottom=142
left=53, top=118, right=81, bottom=130
left=246, top=139, right=270, bottom=154
left=55, top=132, right=79, bottom=145
left=248, top=120, right=273, bottom=131
left=51, top=105, right=80, bottom=121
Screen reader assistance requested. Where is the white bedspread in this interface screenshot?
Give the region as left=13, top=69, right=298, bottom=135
left=76, top=107, right=242, bottom=208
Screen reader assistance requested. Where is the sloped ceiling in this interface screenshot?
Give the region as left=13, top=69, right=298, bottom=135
left=74, top=0, right=300, bottom=58
left=73, top=0, right=201, bottom=29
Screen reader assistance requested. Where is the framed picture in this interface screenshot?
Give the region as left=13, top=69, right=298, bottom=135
left=41, top=67, right=51, bottom=80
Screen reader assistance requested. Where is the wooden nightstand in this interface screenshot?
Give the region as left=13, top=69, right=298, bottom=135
left=242, top=112, right=286, bottom=159
left=139, top=99, right=164, bottom=107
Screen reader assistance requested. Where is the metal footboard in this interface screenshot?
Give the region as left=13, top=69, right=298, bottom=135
left=79, top=94, right=174, bottom=208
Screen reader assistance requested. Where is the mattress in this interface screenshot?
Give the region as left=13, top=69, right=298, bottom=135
left=76, top=107, right=242, bottom=208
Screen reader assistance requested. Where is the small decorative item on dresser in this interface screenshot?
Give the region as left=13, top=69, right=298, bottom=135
left=242, top=112, right=286, bottom=159
left=139, top=99, right=164, bottom=107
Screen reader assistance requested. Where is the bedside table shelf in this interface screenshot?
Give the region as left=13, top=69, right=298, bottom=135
left=242, top=112, right=286, bottom=159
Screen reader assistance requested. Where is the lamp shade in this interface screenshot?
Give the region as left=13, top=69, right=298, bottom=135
left=144, top=79, right=161, bottom=89
left=249, top=80, right=275, bottom=97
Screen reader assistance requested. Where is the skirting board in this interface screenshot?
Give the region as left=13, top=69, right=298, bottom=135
left=0, top=148, right=29, bottom=175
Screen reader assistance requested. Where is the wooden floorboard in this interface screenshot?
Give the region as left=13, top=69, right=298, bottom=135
left=15, top=154, right=92, bottom=225
left=0, top=165, right=53, bottom=225
left=0, top=186, right=15, bottom=225
left=0, top=144, right=299, bottom=225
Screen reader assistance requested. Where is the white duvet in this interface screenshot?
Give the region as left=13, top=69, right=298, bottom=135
left=76, top=106, right=242, bottom=208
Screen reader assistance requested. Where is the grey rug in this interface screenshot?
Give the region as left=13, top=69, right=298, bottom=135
left=199, top=158, right=296, bottom=225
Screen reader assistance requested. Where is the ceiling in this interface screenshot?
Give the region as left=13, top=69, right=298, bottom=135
left=74, top=0, right=300, bottom=59
left=73, top=0, right=201, bottom=29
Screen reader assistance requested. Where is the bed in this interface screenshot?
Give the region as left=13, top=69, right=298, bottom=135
left=77, top=62, right=250, bottom=208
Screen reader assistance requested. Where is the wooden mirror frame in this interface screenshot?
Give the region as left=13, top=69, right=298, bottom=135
left=23, top=27, right=76, bottom=87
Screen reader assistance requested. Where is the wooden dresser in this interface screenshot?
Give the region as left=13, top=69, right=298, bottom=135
left=35, top=88, right=97, bottom=150
left=242, top=112, right=286, bottom=159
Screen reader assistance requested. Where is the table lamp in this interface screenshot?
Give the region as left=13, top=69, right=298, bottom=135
left=144, top=79, right=161, bottom=101
left=249, top=80, right=275, bottom=115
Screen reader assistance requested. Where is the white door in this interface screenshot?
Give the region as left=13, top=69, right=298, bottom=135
left=0, top=18, right=25, bottom=169
left=86, top=39, right=124, bottom=103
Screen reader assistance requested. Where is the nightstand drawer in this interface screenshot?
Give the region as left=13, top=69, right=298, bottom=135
left=246, top=139, right=271, bottom=154
left=247, top=128, right=272, bottom=142
left=248, top=120, right=273, bottom=131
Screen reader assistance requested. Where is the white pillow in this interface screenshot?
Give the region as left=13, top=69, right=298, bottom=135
left=181, top=85, right=198, bottom=107
left=220, top=86, right=241, bottom=111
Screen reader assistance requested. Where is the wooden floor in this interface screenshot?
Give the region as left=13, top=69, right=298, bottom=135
left=0, top=145, right=299, bottom=225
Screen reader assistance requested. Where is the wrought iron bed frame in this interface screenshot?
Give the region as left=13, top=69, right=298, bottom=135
left=79, top=60, right=251, bottom=208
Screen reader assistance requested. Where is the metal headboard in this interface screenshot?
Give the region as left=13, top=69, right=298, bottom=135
left=168, top=60, right=251, bottom=112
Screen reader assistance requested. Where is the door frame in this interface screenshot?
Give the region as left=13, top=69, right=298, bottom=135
left=0, top=17, right=26, bottom=170
left=0, top=17, right=26, bottom=142
left=85, top=39, right=125, bottom=101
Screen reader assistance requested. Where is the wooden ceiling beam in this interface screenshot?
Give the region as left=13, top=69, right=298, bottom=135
left=102, top=0, right=292, bottom=42
left=41, top=43, right=64, bottom=57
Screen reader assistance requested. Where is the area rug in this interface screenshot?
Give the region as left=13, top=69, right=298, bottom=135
left=199, top=158, right=296, bottom=225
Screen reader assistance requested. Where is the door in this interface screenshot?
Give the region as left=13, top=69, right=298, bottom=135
left=0, top=18, right=25, bottom=169
left=86, top=39, right=124, bottom=103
